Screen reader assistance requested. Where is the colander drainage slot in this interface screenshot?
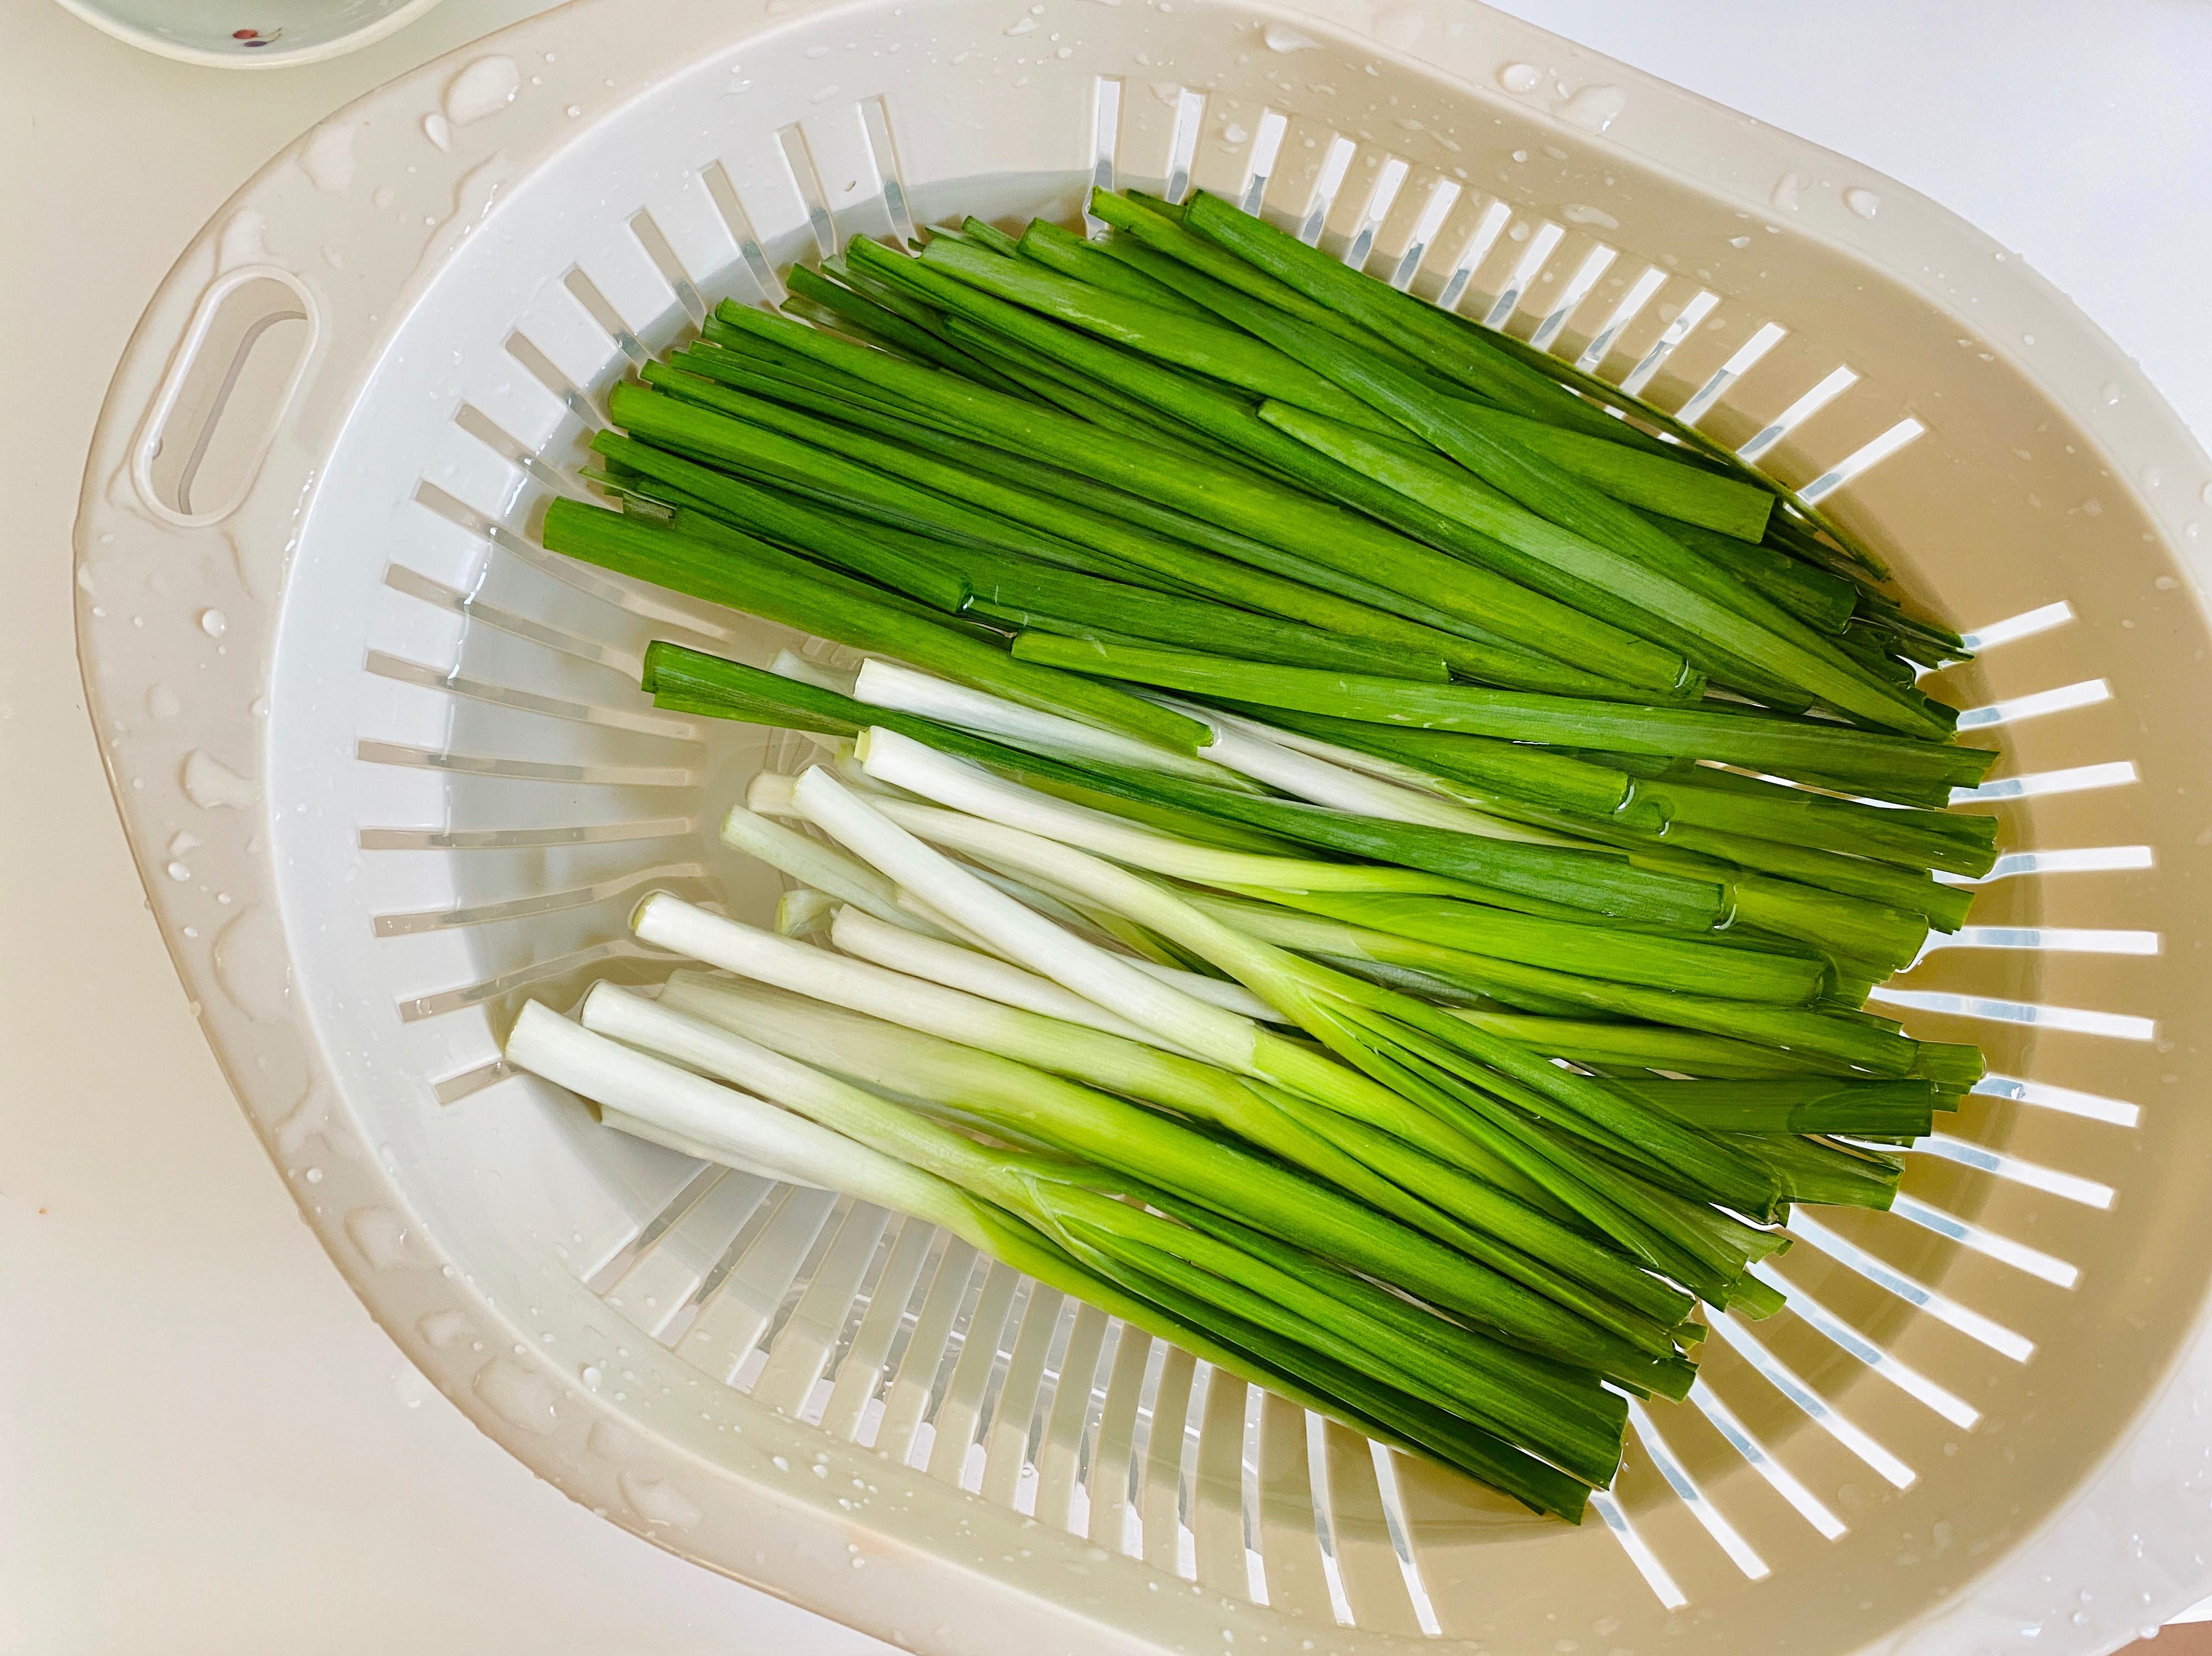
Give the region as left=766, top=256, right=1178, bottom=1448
left=1483, top=218, right=1565, bottom=328
left=1160, top=86, right=1208, bottom=205
left=776, top=121, right=839, bottom=259
left=1624, top=1398, right=1770, bottom=1580
left=1684, top=1381, right=1847, bottom=1540
left=1435, top=199, right=1511, bottom=313
left=1530, top=243, right=1616, bottom=349
left=1386, top=177, right=1461, bottom=292
left=1341, top=153, right=1409, bottom=270
left=133, top=269, right=314, bottom=524
left=1576, top=263, right=1668, bottom=372
left=1083, top=76, right=1125, bottom=233
left=1296, top=134, right=1358, bottom=246
left=1236, top=108, right=1288, bottom=216
left=1622, top=287, right=1720, bottom=395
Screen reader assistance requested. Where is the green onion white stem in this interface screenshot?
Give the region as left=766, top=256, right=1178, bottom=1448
left=575, top=984, right=1087, bottom=1230
left=888, top=884, right=1010, bottom=953
left=719, top=800, right=950, bottom=939
left=745, top=770, right=803, bottom=816
left=827, top=905, right=1178, bottom=1048
left=854, top=658, right=1246, bottom=788
left=822, top=756, right=1703, bottom=1183
left=782, top=778, right=1498, bottom=1168
left=792, top=765, right=1265, bottom=1069
left=651, top=962, right=1554, bottom=1285
left=856, top=726, right=1510, bottom=897
left=871, top=880, right=1279, bottom=1023
left=633, top=901, right=1270, bottom=1134
left=776, top=887, right=834, bottom=937
left=837, top=773, right=1789, bottom=1214
left=1166, top=697, right=1576, bottom=845
left=506, top=999, right=833, bottom=1192
left=1122, top=956, right=1282, bottom=1021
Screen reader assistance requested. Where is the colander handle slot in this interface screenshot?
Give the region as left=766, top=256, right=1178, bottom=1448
left=129, top=267, right=317, bottom=527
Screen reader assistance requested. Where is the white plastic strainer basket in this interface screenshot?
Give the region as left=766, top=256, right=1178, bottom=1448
left=71, top=1, right=2212, bottom=1649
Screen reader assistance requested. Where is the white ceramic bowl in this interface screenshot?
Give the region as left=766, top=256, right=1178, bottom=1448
left=49, top=0, right=447, bottom=69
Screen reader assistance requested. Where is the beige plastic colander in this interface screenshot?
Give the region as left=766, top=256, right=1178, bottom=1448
left=70, top=0, right=2212, bottom=1649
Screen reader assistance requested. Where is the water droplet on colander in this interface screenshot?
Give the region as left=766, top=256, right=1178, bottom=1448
left=166, top=861, right=190, bottom=882
left=1263, top=22, right=1318, bottom=51
left=198, top=608, right=228, bottom=638
left=1498, top=62, right=1540, bottom=93
left=473, top=1357, right=558, bottom=1434
left=1771, top=170, right=1805, bottom=211
left=304, top=1167, right=324, bottom=1183
left=345, top=1206, right=417, bottom=1270
left=1557, top=83, right=1626, bottom=133
left=580, top=1363, right=603, bottom=1389
left=445, top=55, right=522, bottom=125
left=1370, top=4, right=1422, bottom=47
left=212, top=905, right=290, bottom=1021
left=621, top=1470, right=703, bottom=1529
left=300, top=121, right=358, bottom=196
left=1221, top=122, right=1249, bottom=145
left=1561, top=204, right=1618, bottom=229
left=422, top=112, right=453, bottom=152
left=2102, top=382, right=2123, bottom=405
left=1842, top=186, right=1881, bottom=219
left=1729, top=234, right=1751, bottom=248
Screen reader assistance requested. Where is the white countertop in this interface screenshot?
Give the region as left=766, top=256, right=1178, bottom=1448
left=4, top=2, right=2208, bottom=1651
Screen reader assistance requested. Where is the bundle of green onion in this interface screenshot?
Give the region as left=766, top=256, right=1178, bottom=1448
left=502, top=187, right=1999, bottom=1522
